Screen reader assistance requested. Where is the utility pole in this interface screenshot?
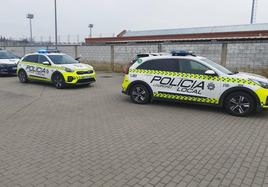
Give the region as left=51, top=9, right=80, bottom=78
left=26, top=14, right=34, bottom=43
left=250, top=0, right=257, bottom=24
left=54, top=0, right=58, bottom=48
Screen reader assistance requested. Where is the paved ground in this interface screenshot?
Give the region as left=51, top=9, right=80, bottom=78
left=0, top=72, right=268, bottom=187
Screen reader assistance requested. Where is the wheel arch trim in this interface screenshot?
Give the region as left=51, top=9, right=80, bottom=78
left=51, top=71, right=64, bottom=81
left=219, top=87, right=261, bottom=107
left=126, top=80, right=153, bottom=97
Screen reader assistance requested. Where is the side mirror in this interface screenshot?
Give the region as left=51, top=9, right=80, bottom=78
left=205, top=70, right=217, bottom=76
left=42, top=61, right=50, bottom=65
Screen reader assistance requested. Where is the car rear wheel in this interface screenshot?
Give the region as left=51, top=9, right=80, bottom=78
left=52, top=73, right=66, bottom=89
left=224, top=92, right=256, bottom=117
left=130, top=84, right=150, bottom=104
left=18, top=70, right=28, bottom=83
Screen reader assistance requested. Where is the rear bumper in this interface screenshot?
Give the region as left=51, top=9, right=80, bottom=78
left=122, top=75, right=130, bottom=94
left=122, top=89, right=128, bottom=94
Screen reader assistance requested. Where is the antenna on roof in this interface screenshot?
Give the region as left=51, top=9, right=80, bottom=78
left=250, top=0, right=258, bottom=24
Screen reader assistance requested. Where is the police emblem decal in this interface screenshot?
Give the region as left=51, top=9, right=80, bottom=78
left=207, top=83, right=216, bottom=90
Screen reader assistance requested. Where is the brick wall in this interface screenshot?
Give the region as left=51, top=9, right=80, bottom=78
left=114, top=45, right=158, bottom=64
left=162, top=43, right=222, bottom=64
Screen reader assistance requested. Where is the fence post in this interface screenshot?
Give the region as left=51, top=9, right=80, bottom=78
left=111, top=45, right=115, bottom=72
left=74, top=45, right=78, bottom=58
left=23, top=46, right=26, bottom=55
left=220, top=43, right=228, bottom=66
left=158, top=43, right=162, bottom=52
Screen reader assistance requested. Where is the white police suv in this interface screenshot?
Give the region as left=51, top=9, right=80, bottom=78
left=17, top=49, right=96, bottom=88
left=122, top=51, right=268, bottom=116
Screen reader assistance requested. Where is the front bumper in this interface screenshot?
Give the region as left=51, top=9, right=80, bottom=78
left=255, top=88, right=268, bottom=109
left=0, top=65, right=17, bottom=74
left=62, top=71, right=96, bottom=85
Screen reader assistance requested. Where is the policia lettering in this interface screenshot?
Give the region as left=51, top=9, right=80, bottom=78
left=151, top=76, right=205, bottom=95
left=26, top=65, right=49, bottom=76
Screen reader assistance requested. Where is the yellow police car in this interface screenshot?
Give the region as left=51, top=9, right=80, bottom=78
left=17, top=49, right=96, bottom=88
left=122, top=51, right=268, bottom=116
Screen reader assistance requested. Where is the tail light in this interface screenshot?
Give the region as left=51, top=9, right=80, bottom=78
left=123, top=62, right=134, bottom=74
left=122, top=65, right=129, bottom=74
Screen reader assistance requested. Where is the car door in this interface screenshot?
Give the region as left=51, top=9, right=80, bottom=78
left=136, top=58, right=180, bottom=94
left=23, top=55, right=39, bottom=78
left=37, top=55, right=53, bottom=80
left=176, top=59, right=221, bottom=104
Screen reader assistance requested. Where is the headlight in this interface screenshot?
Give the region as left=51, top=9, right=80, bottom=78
left=64, top=67, right=74, bottom=72
left=250, top=79, right=268, bottom=89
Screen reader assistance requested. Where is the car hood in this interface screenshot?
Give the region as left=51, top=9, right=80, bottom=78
left=0, top=59, right=19, bottom=65
left=235, top=72, right=268, bottom=83
left=57, top=63, right=93, bottom=70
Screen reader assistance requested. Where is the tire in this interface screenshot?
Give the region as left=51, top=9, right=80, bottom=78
left=224, top=92, right=256, bottom=117
left=130, top=84, right=151, bottom=104
left=52, top=73, right=66, bottom=89
left=18, top=70, right=28, bottom=83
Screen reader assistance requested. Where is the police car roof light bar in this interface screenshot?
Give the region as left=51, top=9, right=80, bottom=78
left=38, top=49, right=60, bottom=54
left=171, top=50, right=196, bottom=57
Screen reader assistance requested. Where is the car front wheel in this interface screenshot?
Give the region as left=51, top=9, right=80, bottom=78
left=52, top=73, right=66, bottom=89
left=130, top=84, right=150, bottom=104
left=18, top=70, right=28, bottom=83
left=224, top=92, right=256, bottom=117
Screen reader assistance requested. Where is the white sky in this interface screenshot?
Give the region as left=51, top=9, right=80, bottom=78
left=0, top=0, right=267, bottom=42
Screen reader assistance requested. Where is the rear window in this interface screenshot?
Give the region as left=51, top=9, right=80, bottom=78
left=137, top=59, right=180, bottom=72
left=23, top=55, right=39, bottom=63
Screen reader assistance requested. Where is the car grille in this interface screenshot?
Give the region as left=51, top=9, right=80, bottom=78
left=76, top=70, right=94, bottom=75
left=77, top=78, right=95, bottom=84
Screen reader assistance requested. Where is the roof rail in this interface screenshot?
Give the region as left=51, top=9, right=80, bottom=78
left=171, top=50, right=196, bottom=57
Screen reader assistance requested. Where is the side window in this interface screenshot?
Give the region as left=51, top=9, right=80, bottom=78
left=23, top=55, right=39, bottom=63
left=38, top=55, right=49, bottom=63
left=179, top=60, right=209, bottom=74
left=137, top=59, right=180, bottom=72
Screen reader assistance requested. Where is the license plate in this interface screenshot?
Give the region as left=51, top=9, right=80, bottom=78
left=80, top=76, right=90, bottom=79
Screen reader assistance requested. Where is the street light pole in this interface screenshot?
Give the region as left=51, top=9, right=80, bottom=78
left=250, top=0, right=256, bottom=24
left=26, top=14, right=34, bottom=43
left=88, top=24, right=94, bottom=38
left=54, top=0, right=58, bottom=49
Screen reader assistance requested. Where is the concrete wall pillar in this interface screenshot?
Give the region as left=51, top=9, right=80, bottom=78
left=111, top=45, right=115, bottom=72
left=74, top=45, right=78, bottom=58
left=23, top=46, right=26, bottom=55
left=158, top=43, right=162, bottom=52
left=221, top=43, right=228, bottom=66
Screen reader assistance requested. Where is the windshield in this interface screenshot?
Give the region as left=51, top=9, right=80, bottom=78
left=200, top=58, right=234, bottom=75
left=0, top=51, right=19, bottom=59
left=48, top=54, right=78, bottom=64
